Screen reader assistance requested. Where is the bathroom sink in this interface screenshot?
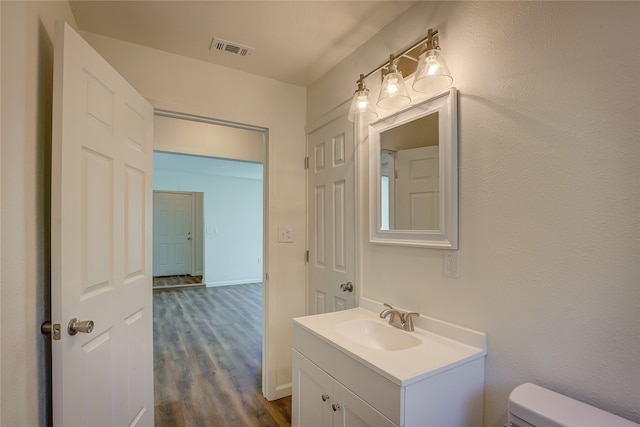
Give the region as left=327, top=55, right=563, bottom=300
left=294, top=303, right=487, bottom=385
left=335, top=318, right=422, bottom=351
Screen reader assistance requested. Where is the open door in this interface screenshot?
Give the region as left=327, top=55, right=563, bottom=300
left=50, top=21, right=154, bottom=427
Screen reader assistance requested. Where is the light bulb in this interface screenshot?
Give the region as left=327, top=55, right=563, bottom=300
left=427, top=60, right=440, bottom=76
left=357, top=94, right=368, bottom=110
left=386, top=76, right=399, bottom=94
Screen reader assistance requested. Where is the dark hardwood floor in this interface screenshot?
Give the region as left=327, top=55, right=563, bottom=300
left=153, top=283, right=292, bottom=427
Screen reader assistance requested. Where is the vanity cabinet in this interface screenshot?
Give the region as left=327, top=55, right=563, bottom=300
left=292, top=305, right=486, bottom=427
left=293, top=350, right=396, bottom=427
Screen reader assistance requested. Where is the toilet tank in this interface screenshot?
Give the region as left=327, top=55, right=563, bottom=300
left=507, top=383, right=639, bottom=427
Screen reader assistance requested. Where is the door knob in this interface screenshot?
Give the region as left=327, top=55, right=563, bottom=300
left=339, top=281, right=353, bottom=292
left=67, top=318, right=94, bottom=336
left=332, top=403, right=341, bottom=412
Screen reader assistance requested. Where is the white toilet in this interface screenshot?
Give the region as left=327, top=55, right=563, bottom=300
left=507, top=383, right=639, bottom=427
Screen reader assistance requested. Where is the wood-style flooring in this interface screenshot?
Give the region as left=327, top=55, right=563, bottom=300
left=153, top=283, right=291, bottom=427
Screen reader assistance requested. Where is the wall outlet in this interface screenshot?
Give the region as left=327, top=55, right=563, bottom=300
left=444, top=250, right=460, bottom=278
left=278, top=225, right=293, bottom=243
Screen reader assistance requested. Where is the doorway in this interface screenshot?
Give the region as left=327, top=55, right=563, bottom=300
left=151, top=111, right=274, bottom=421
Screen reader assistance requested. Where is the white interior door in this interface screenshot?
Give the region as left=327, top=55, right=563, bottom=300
left=395, top=145, right=439, bottom=230
left=153, top=191, right=193, bottom=277
left=51, top=21, right=154, bottom=427
left=307, top=117, right=355, bottom=314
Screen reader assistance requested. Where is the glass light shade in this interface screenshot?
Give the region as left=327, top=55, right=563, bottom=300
left=348, top=87, right=377, bottom=122
left=412, top=48, right=453, bottom=93
left=377, top=68, right=411, bottom=109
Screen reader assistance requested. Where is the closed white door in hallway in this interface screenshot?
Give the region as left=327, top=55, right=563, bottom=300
left=153, top=191, right=194, bottom=277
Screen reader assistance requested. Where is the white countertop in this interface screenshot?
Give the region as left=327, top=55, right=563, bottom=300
left=293, top=301, right=487, bottom=386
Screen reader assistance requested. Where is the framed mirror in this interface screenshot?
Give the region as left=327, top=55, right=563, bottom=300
left=369, top=88, right=457, bottom=248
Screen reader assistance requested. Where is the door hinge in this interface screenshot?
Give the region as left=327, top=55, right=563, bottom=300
left=304, top=156, right=309, bottom=170
left=305, top=250, right=310, bottom=263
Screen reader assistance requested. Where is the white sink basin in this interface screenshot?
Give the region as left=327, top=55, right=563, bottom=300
left=336, top=318, right=422, bottom=351
left=293, top=302, right=487, bottom=385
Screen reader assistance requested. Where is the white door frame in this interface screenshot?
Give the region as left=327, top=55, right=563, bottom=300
left=151, top=109, right=272, bottom=397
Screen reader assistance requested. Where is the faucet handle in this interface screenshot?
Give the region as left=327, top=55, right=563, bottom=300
left=403, top=312, right=420, bottom=332
left=383, top=303, right=393, bottom=309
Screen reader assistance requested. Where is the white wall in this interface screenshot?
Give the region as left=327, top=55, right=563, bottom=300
left=154, top=114, right=265, bottom=163
left=81, top=31, right=307, bottom=399
left=0, top=1, right=79, bottom=425
left=154, top=168, right=263, bottom=287
left=309, top=2, right=640, bottom=426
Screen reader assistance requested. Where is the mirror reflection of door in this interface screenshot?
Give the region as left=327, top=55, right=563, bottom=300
left=379, top=112, right=439, bottom=230
left=395, top=145, right=439, bottom=230
left=153, top=191, right=194, bottom=276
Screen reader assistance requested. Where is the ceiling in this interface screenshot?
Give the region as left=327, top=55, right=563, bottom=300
left=69, top=0, right=416, bottom=87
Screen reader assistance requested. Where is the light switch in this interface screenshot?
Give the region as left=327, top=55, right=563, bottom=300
left=278, top=225, right=293, bottom=243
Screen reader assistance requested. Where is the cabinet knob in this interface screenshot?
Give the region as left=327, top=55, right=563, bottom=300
left=321, top=394, right=329, bottom=402
left=332, top=403, right=341, bottom=412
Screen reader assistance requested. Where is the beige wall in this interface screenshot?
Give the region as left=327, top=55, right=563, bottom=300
left=1, top=1, right=306, bottom=423
left=0, top=1, right=78, bottom=426
left=3, top=1, right=638, bottom=426
left=309, top=2, right=640, bottom=426
left=80, top=31, right=307, bottom=400
left=154, top=114, right=265, bottom=163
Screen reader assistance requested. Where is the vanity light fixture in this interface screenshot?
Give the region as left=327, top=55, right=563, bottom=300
left=412, top=29, right=453, bottom=93
left=347, top=74, right=378, bottom=123
left=347, top=28, right=453, bottom=122
left=377, top=54, right=411, bottom=109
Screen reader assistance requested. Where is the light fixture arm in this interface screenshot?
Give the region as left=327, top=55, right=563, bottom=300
left=425, top=28, right=440, bottom=51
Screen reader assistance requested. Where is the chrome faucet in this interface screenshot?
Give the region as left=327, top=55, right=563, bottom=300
left=379, top=303, right=419, bottom=332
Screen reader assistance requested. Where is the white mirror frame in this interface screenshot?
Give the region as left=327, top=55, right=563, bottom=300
left=369, top=87, right=458, bottom=248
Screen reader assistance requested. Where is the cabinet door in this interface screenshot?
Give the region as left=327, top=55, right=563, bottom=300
left=292, top=351, right=334, bottom=427
left=333, top=381, right=398, bottom=427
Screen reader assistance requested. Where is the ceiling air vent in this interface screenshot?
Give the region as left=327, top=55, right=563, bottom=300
left=210, top=37, right=253, bottom=57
